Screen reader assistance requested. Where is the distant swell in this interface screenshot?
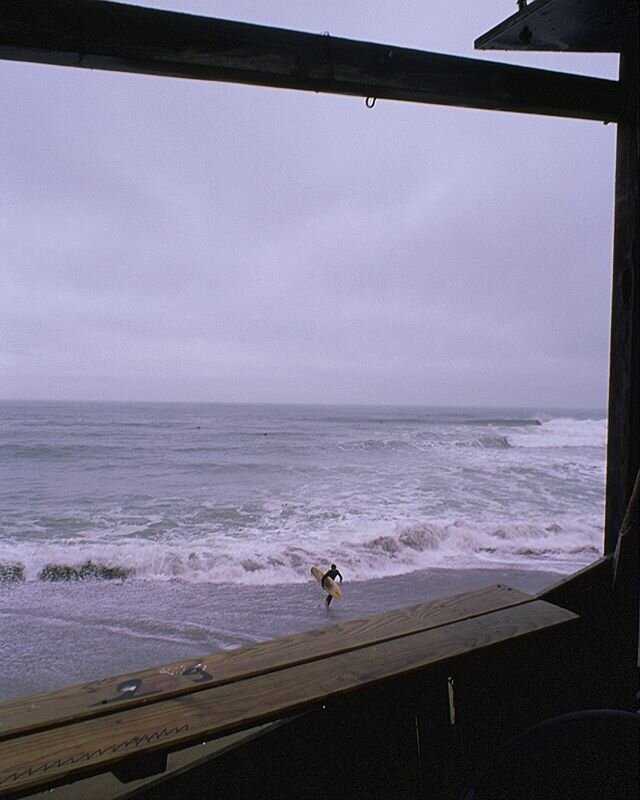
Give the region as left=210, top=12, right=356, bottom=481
left=0, top=444, right=117, bottom=459
left=455, top=435, right=511, bottom=449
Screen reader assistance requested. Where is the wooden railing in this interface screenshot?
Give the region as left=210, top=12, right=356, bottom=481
left=0, top=584, right=577, bottom=798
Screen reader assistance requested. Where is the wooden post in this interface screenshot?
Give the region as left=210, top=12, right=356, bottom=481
left=605, top=12, right=640, bottom=711
left=606, top=24, right=640, bottom=554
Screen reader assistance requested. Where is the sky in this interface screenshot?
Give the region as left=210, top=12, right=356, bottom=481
left=0, top=1, right=620, bottom=408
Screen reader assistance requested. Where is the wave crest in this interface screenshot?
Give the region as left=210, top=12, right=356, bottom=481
left=0, top=517, right=602, bottom=586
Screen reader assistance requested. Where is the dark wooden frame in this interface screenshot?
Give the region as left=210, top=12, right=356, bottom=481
left=1, top=1, right=638, bottom=797
left=0, top=0, right=621, bottom=122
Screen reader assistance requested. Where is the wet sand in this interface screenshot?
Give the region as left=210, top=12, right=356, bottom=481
left=0, top=565, right=565, bottom=702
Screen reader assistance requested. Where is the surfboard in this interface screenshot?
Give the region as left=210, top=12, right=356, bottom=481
left=310, top=565, right=342, bottom=599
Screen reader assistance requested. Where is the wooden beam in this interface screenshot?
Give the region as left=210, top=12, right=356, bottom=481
left=476, top=0, right=638, bottom=54
left=0, top=0, right=621, bottom=122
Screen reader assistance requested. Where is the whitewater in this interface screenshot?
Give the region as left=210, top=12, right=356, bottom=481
left=0, top=401, right=606, bottom=699
left=0, top=401, right=605, bottom=582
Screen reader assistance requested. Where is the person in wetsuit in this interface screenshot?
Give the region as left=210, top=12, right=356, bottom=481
left=322, top=563, right=343, bottom=608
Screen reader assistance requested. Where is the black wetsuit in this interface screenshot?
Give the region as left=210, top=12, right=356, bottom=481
left=322, top=567, right=343, bottom=606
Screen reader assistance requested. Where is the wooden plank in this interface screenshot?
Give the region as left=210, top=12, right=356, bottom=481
left=0, top=584, right=529, bottom=740
left=0, top=600, right=577, bottom=797
left=18, top=724, right=276, bottom=800
left=0, top=0, right=621, bottom=122
left=475, top=0, right=638, bottom=53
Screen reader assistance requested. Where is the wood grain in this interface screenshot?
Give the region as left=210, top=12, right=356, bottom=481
left=0, top=585, right=529, bottom=739
left=0, top=600, right=577, bottom=797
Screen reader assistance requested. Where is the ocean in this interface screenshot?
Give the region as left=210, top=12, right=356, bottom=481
left=0, top=401, right=606, bottom=700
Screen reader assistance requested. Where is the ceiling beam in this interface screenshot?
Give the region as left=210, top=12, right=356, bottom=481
left=0, top=0, right=621, bottom=122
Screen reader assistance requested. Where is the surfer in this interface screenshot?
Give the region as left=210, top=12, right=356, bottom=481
left=322, top=563, right=343, bottom=608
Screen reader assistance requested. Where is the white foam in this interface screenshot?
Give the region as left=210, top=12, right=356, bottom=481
left=507, top=417, right=606, bottom=450
left=0, top=513, right=603, bottom=586
left=0, top=404, right=607, bottom=587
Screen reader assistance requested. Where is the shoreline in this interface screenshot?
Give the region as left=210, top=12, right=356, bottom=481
left=0, top=565, right=567, bottom=702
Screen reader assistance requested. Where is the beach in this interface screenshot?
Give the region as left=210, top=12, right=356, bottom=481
left=0, top=565, right=563, bottom=701
left=0, top=401, right=605, bottom=701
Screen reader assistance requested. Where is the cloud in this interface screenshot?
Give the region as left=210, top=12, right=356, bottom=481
left=0, top=1, right=618, bottom=407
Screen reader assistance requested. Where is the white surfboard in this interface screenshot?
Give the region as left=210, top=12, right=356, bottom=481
left=310, top=565, right=343, bottom=599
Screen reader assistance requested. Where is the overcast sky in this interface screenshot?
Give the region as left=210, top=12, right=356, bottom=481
left=0, top=1, right=619, bottom=408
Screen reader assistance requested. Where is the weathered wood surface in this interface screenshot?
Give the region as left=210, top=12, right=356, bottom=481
left=0, top=584, right=528, bottom=740
left=12, top=724, right=275, bottom=800
left=0, top=0, right=621, bottom=122
left=0, top=597, right=577, bottom=797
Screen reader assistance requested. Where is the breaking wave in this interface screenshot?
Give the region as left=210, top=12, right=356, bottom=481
left=0, top=517, right=602, bottom=586
left=0, top=403, right=606, bottom=590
